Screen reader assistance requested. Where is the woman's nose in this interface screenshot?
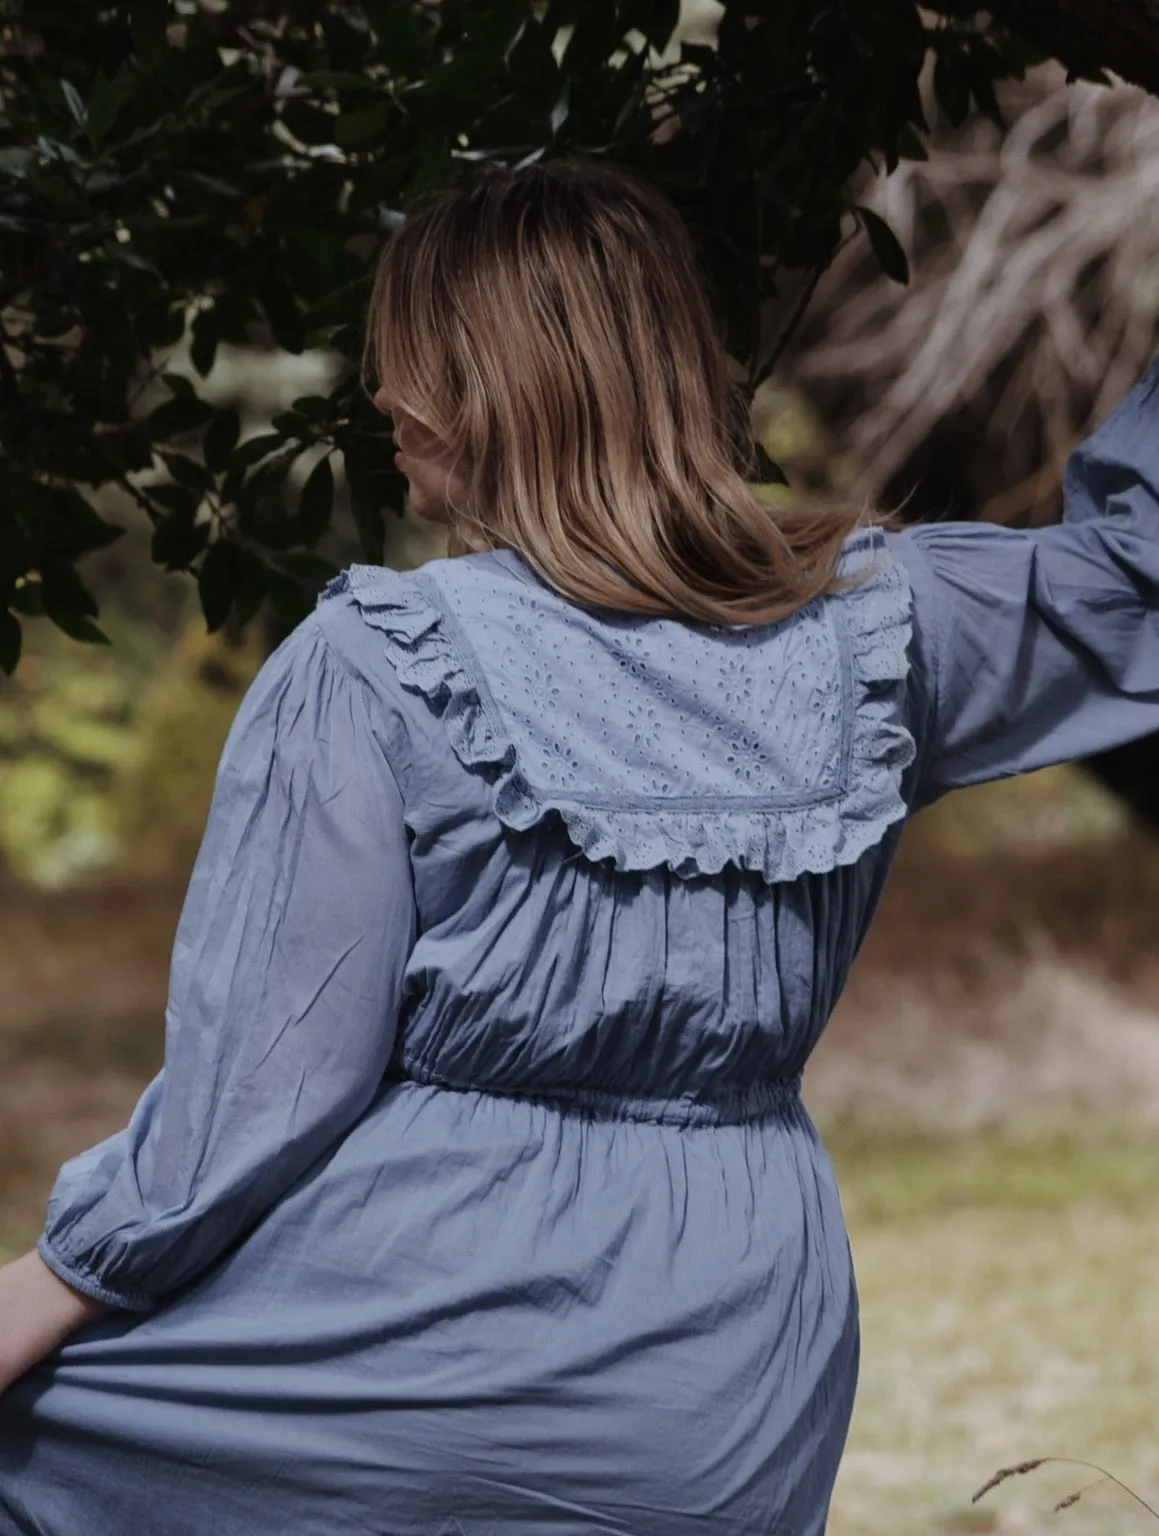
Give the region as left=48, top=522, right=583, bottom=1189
left=373, top=387, right=393, bottom=417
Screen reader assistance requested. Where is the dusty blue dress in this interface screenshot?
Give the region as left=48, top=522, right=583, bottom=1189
left=2, top=360, right=1159, bottom=1536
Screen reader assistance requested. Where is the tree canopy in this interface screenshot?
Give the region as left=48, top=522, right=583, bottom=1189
left=0, top=0, right=1151, bottom=673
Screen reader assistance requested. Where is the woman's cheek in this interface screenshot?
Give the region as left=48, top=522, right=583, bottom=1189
left=406, top=464, right=454, bottom=523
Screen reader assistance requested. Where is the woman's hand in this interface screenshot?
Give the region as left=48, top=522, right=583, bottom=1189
left=0, top=1250, right=108, bottom=1395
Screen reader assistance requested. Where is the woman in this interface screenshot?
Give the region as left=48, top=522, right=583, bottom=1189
left=1, top=161, right=1157, bottom=1536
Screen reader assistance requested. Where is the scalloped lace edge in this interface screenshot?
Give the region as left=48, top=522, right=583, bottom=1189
left=324, top=531, right=915, bottom=882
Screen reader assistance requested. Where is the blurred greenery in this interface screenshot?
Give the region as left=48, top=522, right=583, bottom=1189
left=109, top=619, right=264, bottom=876
left=0, top=551, right=261, bottom=883
left=914, top=766, right=1131, bottom=859
left=0, top=603, right=160, bottom=883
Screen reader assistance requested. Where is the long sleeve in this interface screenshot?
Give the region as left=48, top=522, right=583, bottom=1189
left=892, top=356, right=1159, bottom=808
left=37, top=614, right=417, bottom=1310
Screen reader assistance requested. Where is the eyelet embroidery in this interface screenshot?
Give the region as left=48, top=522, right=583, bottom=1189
left=322, top=528, right=915, bottom=881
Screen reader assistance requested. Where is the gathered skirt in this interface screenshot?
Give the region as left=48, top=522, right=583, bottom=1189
left=0, top=1079, right=858, bottom=1535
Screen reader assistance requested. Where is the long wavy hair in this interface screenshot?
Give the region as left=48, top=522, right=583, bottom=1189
left=364, top=160, right=865, bottom=626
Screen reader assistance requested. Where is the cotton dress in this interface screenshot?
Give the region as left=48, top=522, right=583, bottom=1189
left=2, top=362, right=1159, bottom=1536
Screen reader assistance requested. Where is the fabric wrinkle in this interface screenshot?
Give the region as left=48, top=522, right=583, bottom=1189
left=5, top=358, right=1159, bottom=1536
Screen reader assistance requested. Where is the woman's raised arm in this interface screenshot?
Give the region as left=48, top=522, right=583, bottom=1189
left=892, top=358, right=1159, bottom=808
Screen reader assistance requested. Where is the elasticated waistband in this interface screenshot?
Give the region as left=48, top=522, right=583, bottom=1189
left=395, top=1064, right=804, bottom=1127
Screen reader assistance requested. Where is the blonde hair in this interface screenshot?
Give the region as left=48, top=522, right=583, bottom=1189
left=365, top=160, right=864, bottom=626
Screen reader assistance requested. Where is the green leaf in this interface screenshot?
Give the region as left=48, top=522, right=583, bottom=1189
left=190, top=307, right=220, bottom=377
left=198, top=538, right=239, bottom=632
left=26, top=170, right=90, bottom=219
left=0, top=610, right=22, bottom=674
left=9, top=580, right=44, bottom=618
left=331, top=101, right=396, bottom=147
left=151, top=512, right=209, bottom=571
left=350, top=489, right=386, bottom=565
left=38, top=561, right=109, bottom=644
left=265, top=568, right=314, bottom=631
left=229, top=432, right=289, bottom=471
left=130, top=1, right=171, bottom=76
left=933, top=54, right=971, bottom=128
left=147, top=394, right=214, bottom=440
left=896, top=124, right=928, bottom=161
left=297, top=70, right=385, bottom=96
left=550, top=77, right=571, bottom=137
left=161, top=451, right=212, bottom=491
left=372, top=5, right=431, bottom=79
left=271, top=409, right=312, bottom=440
left=147, top=482, right=200, bottom=518
left=45, top=487, right=125, bottom=559
left=142, top=299, right=186, bottom=349
left=299, top=454, right=335, bottom=546
left=753, top=442, right=788, bottom=486
left=96, top=243, right=160, bottom=277
left=39, top=561, right=99, bottom=622
left=50, top=612, right=111, bottom=646
left=237, top=457, right=298, bottom=547
left=856, top=206, right=909, bottom=285
left=290, top=395, right=335, bottom=423
left=86, top=72, right=124, bottom=147
left=304, top=279, right=369, bottom=328
left=273, top=550, right=340, bottom=581
left=232, top=548, right=269, bottom=626
left=256, top=279, right=306, bottom=354
left=205, top=292, right=252, bottom=344
left=404, top=138, right=455, bottom=206
left=0, top=146, right=35, bottom=179
left=204, top=408, right=241, bottom=473
left=624, top=0, right=681, bottom=53
left=61, top=80, right=87, bottom=129
left=966, top=46, right=1005, bottom=126
left=280, top=101, right=341, bottom=147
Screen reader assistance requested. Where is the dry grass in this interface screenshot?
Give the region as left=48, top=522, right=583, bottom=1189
left=0, top=873, right=173, bottom=1240
left=0, top=872, right=181, bottom=1039
left=832, top=1172, right=1159, bottom=1536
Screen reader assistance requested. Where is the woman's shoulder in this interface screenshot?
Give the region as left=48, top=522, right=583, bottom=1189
left=310, top=563, right=429, bottom=686
left=310, top=534, right=919, bottom=883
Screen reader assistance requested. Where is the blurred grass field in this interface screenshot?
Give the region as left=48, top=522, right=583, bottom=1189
left=829, top=1125, right=1159, bottom=1536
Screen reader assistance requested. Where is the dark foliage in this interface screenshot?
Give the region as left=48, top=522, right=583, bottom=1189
left=0, top=1, right=1047, bottom=664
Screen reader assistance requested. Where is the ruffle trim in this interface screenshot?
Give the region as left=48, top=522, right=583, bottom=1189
left=323, top=530, right=915, bottom=882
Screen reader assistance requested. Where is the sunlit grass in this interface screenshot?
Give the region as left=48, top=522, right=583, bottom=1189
left=825, top=1117, right=1159, bottom=1223
left=837, top=1197, right=1159, bottom=1536
left=822, top=1120, right=1159, bottom=1536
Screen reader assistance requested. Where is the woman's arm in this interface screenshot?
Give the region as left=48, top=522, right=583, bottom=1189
left=893, top=355, right=1159, bottom=807
left=0, top=1252, right=107, bottom=1395
left=15, top=609, right=416, bottom=1322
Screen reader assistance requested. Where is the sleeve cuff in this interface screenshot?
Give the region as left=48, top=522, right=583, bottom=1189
left=37, top=1234, right=156, bottom=1313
